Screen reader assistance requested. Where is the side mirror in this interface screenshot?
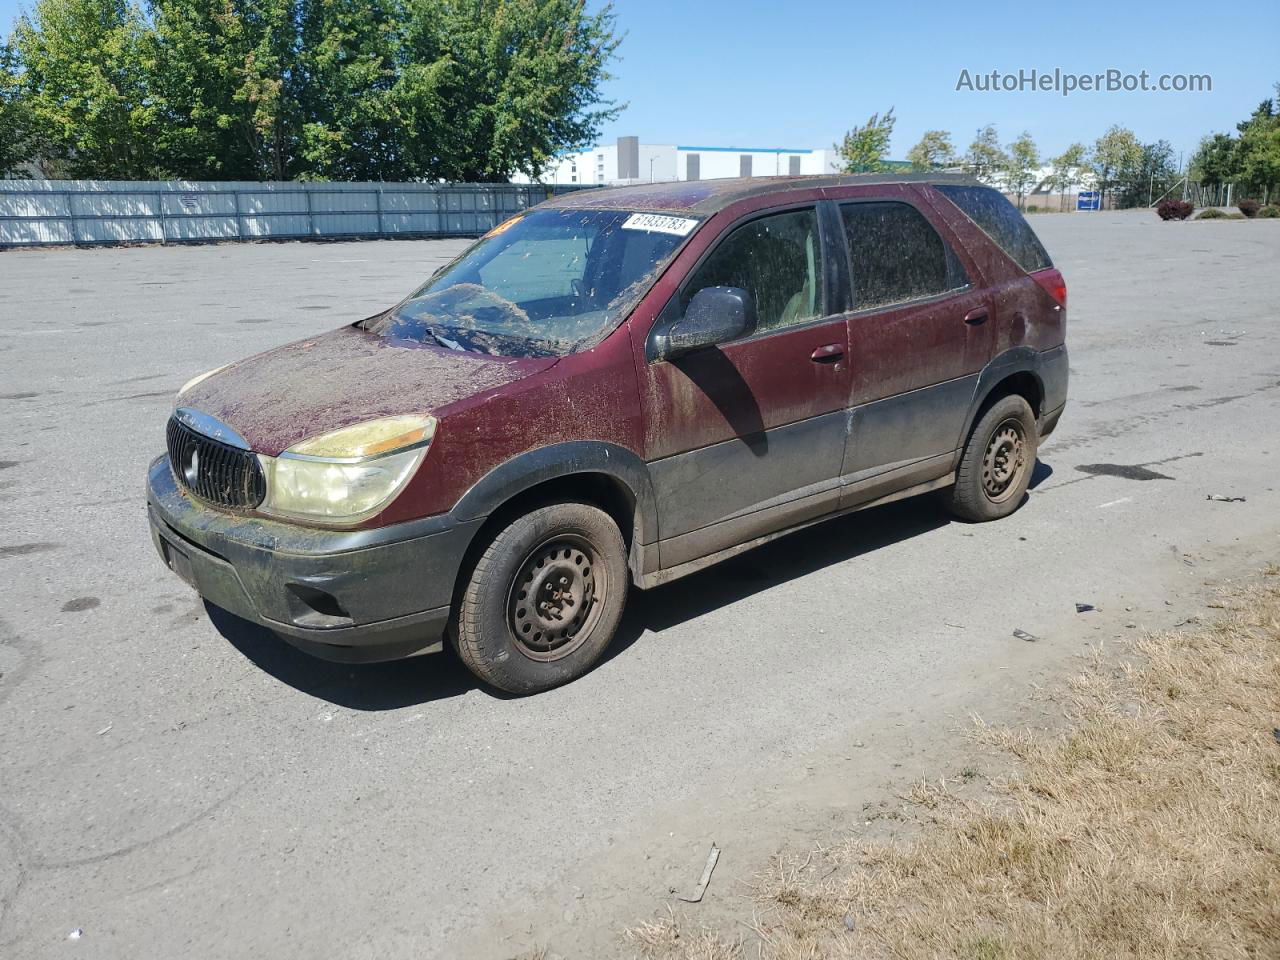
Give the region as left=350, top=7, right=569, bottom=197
left=650, top=286, right=755, bottom=361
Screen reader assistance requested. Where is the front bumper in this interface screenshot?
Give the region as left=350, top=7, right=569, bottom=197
left=146, top=456, right=483, bottom=662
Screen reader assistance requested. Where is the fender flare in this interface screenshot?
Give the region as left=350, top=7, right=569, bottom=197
left=956, top=347, right=1046, bottom=448
left=451, top=441, right=658, bottom=546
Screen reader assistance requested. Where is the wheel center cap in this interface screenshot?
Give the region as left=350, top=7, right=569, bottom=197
left=530, top=563, right=580, bottom=625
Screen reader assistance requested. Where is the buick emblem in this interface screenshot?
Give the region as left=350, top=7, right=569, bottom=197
left=183, top=446, right=200, bottom=487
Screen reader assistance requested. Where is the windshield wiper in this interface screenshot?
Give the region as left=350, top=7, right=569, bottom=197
left=423, top=326, right=464, bottom=351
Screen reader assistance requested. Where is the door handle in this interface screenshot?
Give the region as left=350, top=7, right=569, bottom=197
left=963, top=308, right=989, bottom=325
left=810, top=343, right=845, bottom=363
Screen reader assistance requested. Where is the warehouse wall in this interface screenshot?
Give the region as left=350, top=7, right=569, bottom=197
left=524, top=141, right=843, bottom=185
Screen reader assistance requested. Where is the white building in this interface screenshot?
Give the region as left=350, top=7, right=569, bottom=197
left=515, top=136, right=843, bottom=185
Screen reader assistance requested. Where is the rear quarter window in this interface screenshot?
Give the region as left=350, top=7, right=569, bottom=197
left=934, top=184, right=1052, bottom=274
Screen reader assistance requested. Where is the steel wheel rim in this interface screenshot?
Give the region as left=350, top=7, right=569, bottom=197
left=506, top=533, right=605, bottom=662
left=981, top=417, right=1027, bottom=503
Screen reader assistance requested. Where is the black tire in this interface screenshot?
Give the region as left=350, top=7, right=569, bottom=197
left=947, top=394, right=1038, bottom=522
left=450, top=502, right=628, bottom=694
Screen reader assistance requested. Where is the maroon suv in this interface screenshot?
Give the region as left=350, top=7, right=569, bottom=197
left=147, top=174, right=1068, bottom=693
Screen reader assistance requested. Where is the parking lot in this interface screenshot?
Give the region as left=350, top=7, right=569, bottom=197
left=3, top=213, right=1280, bottom=958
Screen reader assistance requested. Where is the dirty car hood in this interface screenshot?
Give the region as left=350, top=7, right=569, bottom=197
left=179, top=325, right=556, bottom=455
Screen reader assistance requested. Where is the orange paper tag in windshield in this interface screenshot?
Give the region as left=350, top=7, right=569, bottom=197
left=484, top=215, right=522, bottom=238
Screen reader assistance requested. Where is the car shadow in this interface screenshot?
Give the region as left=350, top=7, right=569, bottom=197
left=598, top=492, right=954, bottom=664
left=1029, top=459, right=1054, bottom=489
left=671, top=349, right=768, bottom=456
left=206, top=603, right=493, bottom=709
left=207, top=460, right=1050, bottom=709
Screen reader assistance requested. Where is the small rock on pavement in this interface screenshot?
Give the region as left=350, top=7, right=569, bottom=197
left=68, top=929, right=83, bottom=940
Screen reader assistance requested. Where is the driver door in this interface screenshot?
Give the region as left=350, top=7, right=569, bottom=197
left=637, top=205, right=851, bottom=569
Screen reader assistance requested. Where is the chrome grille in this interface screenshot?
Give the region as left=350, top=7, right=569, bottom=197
left=166, top=414, right=266, bottom=509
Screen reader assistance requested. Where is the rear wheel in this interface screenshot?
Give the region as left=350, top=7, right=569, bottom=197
left=451, top=502, right=628, bottom=694
left=947, top=394, right=1038, bottom=522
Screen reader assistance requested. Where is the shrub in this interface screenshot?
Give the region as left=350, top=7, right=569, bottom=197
left=1237, top=198, right=1261, bottom=218
left=1257, top=204, right=1280, bottom=218
left=1157, top=198, right=1193, bottom=220
left=1196, top=207, right=1228, bottom=219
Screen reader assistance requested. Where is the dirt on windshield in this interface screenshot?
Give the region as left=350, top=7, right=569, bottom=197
left=372, top=282, right=605, bottom=357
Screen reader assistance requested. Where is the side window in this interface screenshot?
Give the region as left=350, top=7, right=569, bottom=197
left=840, top=201, right=968, bottom=311
left=680, top=208, right=824, bottom=334
left=933, top=184, right=1052, bottom=273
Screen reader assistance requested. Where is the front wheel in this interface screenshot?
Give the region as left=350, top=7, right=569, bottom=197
left=451, top=502, right=628, bottom=694
left=947, top=394, right=1038, bottom=522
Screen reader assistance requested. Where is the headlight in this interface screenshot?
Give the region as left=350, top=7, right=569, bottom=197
left=177, top=363, right=231, bottom=398
left=258, top=415, right=435, bottom=524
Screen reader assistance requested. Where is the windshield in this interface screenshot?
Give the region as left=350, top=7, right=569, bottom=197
left=366, top=208, right=698, bottom=357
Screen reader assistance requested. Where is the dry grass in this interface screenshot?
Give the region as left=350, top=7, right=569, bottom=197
left=623, top=907, right=743, bottom=959
left=624, top=572, right=1280, bottom=959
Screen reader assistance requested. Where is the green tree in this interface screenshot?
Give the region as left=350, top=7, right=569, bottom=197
left=1117, top=139, right=1179, bottom=208
left=1002, top=131, right=1040, bottom=209
left=905, top=129, right=954, bottom=171
left=1185, top=84, right=1280, bottom=200
left=0, top=40, right=36, bottom=176
left=396, top=0, right=622, bottom=182
left=14, top=0, right=162, bottom=178
left=1238, top=122, right=1280, bottom=196
left=1235, top=84, right=1280, bottom=197
left=834, top=107, right=896, bottom=173
left=10, top=0, right=622, bottom=181
left=1236, top=94, right=1275, bottom=135
left=1190, top=133, right=1238, bottom=187
left=149, top=0, right=302, bottom=180
left=1048, top=142, right=1087, bottom=209
left=1090, top=125, right=1142, bottom=207
left=295, top=0, right=407, bottom=180
left=963, top=124, right=1005, bottom=185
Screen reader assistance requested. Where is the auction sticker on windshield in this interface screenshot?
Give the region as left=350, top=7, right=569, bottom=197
left=621, top=213, right=698, bottom=236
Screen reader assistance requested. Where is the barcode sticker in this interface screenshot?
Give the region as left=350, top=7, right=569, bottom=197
left=621, top=213, right=698, bottom=236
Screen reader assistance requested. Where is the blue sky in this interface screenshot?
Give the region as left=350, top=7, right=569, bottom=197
left=3, top=0, right=1275, bottom=163
left=594, top=0, right=1275, bottom=162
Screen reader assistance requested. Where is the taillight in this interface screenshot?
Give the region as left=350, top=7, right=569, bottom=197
left=1032, top=268, right=1067, bottom=309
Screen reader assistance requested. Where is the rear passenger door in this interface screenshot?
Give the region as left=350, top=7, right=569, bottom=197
left=835, top=194, right=993, bottom=503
